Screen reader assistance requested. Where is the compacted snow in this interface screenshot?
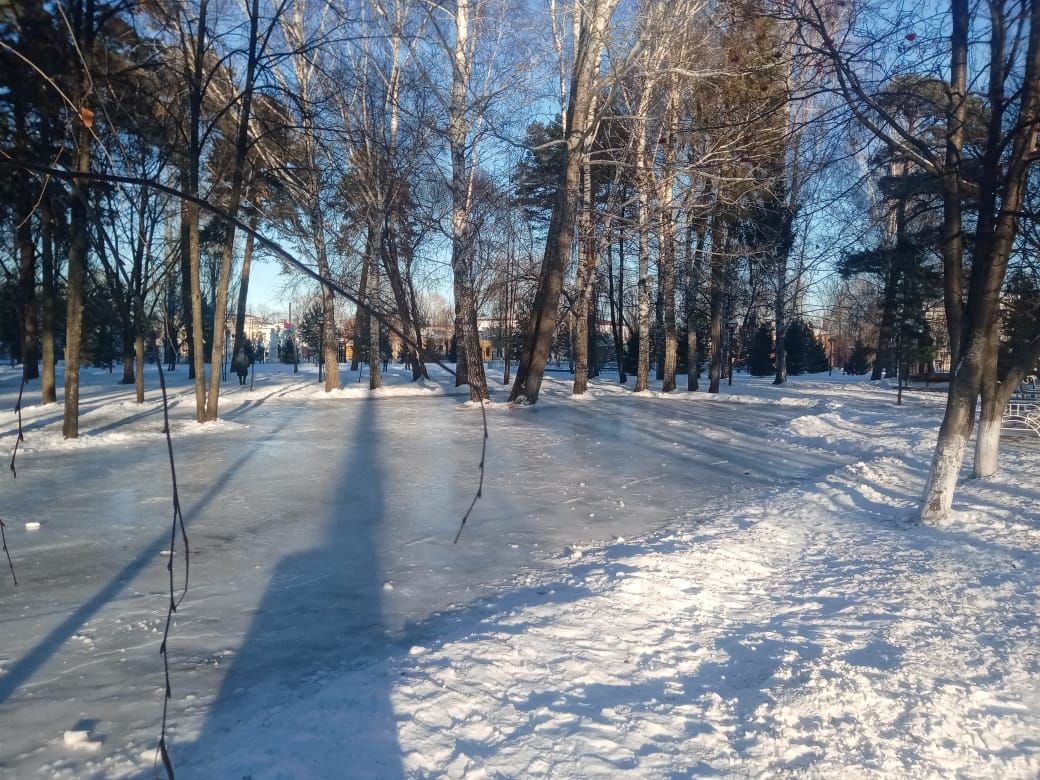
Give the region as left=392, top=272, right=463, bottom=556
left=0, top=362, right=1037, bottom=778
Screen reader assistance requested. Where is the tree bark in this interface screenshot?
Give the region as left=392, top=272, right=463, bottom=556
left=973, top=323, right=1002, bottom=478
left=40, top=192, right=57, bottom=404
left=352, top=250, right=369, bottom=372
left=181, top=0, right=209, bottom=394
left=510, top=0, right=618, bottom=403
left=12, top=87, right=38, bottom=381
left=134, top=304, right=146, bottom=403
left=204, top=0, right=260, bottom=421
left=660, top=197, right=677, bottom=392
left=708, top=221, right=727, bottom=394
left=447, top=0, right=488, bottom=402
left=686, top=212, right=707, bottom=391
left=975, top=329, right=1040, bottom=478
left=380, top=208, right=422, bottom=383
left=314, top=207, right=341, bottom=391
left=573, top=160, right=594, bottom=395
left=940, top=0, right=969, bottom=370
left=772, top=237, right=789, bottom=386
left=635, top=133, right=651, bottom=392
left=607, top=220, right=626, bottom=383
left=232, top=206, right=259, bottom=367
left=63, top=122, right=91, bottom=439
left=921, top=0, right=1040, bottom=521
left=369, top=231, right=382, bottom=390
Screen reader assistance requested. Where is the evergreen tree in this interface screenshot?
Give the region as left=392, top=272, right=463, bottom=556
left=785, top=319, right=828, bottom=374
left=847, top=339, right=873, bottom=375
left=999, top=270, right=1040, bottom=378
left=512, top=120, right=565, bottom=225
left=748, top=323, right=775, bottom=376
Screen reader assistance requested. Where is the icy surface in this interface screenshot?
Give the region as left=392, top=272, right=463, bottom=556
left=0, top=363, right=1037, bottom=778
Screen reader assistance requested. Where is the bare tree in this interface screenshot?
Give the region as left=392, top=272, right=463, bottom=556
left=782, top=0, right=1040, bottom=519
left=511, top=0, right=621, bottom=403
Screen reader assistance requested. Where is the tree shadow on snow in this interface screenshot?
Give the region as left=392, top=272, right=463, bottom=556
left=179, top=398, right=406, bottom=779
left=0, top=417, right=293, bottom=706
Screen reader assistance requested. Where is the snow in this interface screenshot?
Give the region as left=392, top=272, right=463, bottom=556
left=0, top=363, right=1038, bottom=778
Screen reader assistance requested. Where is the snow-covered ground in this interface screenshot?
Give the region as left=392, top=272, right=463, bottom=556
left=0, top=362, right=1037, bottom=778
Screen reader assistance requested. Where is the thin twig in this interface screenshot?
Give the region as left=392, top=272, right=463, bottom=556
left=153, top=340, right=188, bottom=780
left=454, top=398, right=488, bottom=544
left=0, top=517, right=16, bottom=587
left=9, top=376, right=25, bottom=477
left=2, top=376, right=26, bottom=587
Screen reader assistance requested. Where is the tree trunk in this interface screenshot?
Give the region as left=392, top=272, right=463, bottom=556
left=607, top=221, right=626, bottom=383
left=13, top=90, right=38, bottom=382
left=974, top=328, right=1040, bottom=478
left=204, top=0, right=260, bottom=422
left=921, top=115, right=1039, bottom=519
left=40, top=193, right=57, bottom=404
left=63, top=123, right=91, bottom=439
left=187, top=197, right=206, bottom=415
left=658, top=108, right=677, bottom=392
left=635, top=148, right=651, bottom=392
left=403, top=257, right=429, bottom=381
left=708, top=221, right=727, bottom=394
left=120, top=326, right=135, bottom=384
left=134, top=321, right=145, bottom=403
left=510, top=0, right=618, bottom=404
left=872, top=259, right=899, bottom=380
left=920, top=357, right=978, bottom=521
left=314, top=208, right=341, bottom=392
left=655, top=279, right=664, bottom=381
left=181, top=0, right=208, bottom=386
left=17, top=206, right=39, bottom=381
left=454, top=295, right=469, bottom=387
left=660, top=204, right=677, bottom=392
left=773, top=240, right=788, bottom=386
left=686, top=214, right=706, bottom=391
left=573, top=162, right=594, bottom=395
left=446, top=0, right=488, bottom=402
left=940, top=0, right=969, bottom=370
left=381, top=209, right=422, bottom=383
left=352, top=249, right=369, bottom=373
left=233, top=206, right=258, bottom=365
left=973, top=328, right=1002, bottom=479
left=369, top=239, right=382, bottom=390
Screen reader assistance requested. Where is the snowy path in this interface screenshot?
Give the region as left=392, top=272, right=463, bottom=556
left=0, top=365, right=857, bottom=778
left=384, top=473, right=1040, bottom=779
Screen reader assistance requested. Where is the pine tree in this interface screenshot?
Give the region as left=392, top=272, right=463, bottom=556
left=847, top=340, right=873, bottom=375
left=748, top=323, right=775, bottom=376
left=785, top=319, right=828, bottom=375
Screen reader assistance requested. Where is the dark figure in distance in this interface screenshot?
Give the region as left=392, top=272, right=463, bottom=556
left=232, top=348, right=250, bottom=386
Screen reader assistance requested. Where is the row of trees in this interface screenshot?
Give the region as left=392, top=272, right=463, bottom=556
left=2, top=0, right=1039, bottom=521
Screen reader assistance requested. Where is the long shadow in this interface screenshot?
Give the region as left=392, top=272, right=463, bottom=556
left=518, top=394, right=842, bottom=489
left=0, top=395, right=137, bottom=441
left=85, top=403, right=164, bottom=436
left=0, top=416, right=291, bottom=704
left=182, top=398, right=405, bottom=778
